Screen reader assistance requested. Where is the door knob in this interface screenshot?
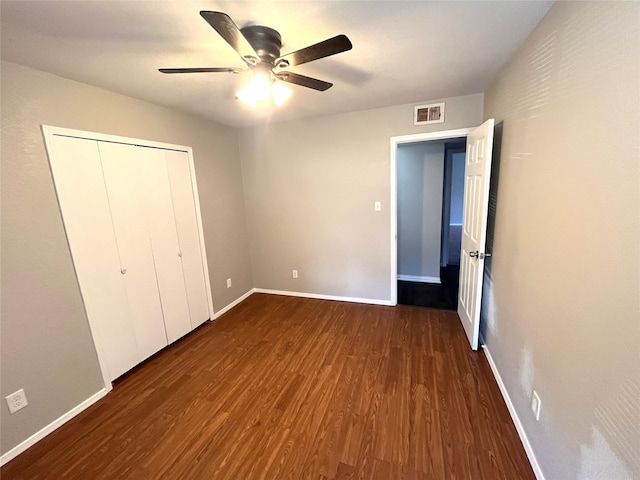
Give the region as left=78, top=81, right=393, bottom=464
left=121, top=268, right=127, bottom=274
left=178, top=252, right=182, bottom=257
left=469, top=251, right=492, bottom=259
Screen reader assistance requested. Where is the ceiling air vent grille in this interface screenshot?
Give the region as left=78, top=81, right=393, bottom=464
left=414, top=102, right=445, bottom=125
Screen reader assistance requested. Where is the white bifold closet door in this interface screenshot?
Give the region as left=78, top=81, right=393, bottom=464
left=165, top=150, right=209, bottom=328
left=50, top=136, right=141, bottom=379
left=48, top=132, right=211, bottom=382
left=99, top=142, right=192, bottom=345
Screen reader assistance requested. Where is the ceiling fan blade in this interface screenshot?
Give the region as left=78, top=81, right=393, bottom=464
left=200, top=11, right=259, bottom=65
left=276, top=34, right=352, bottom=68
left=159, top=67, right=240, bottom=74
left=277, top=72, right=333, bottom=91
left=159, top=67, right=239, bottom=74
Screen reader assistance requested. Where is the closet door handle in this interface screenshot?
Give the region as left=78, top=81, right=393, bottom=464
left=177, top=252, right=182, bottom=257
left=121, top=268, right=127, bottom=274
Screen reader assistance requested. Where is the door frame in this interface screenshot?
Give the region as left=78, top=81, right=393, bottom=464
left=42, top=125, right=215, bottom=388
left=389, top=127, right=473, bottom=306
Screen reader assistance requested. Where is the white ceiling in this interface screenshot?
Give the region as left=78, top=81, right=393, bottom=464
left=0, top=1, right=553, bottom=128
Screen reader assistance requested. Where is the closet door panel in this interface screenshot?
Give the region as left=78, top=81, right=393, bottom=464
left=141, top=148, right=192, bottom=343
left=165, top=150, right=210, bottom=327
left=50, top=136, right=139, bottom=380
left=98, top=142, right=168, bottom=361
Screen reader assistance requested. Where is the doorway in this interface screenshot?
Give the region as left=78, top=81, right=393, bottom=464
left=394, top=138, right=466, bottom=310
left=389, top=127, right=473, bottom=308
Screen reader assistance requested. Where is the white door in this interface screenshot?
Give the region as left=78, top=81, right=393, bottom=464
left=98, top=142, right=169, bottom=361
left=49, top=136, right=140, bottom=379
left=141, top=147, right=193, bottom=343
left=457, top=118, right=495, bottom=350
left=165, top=150, right=211, bottom=328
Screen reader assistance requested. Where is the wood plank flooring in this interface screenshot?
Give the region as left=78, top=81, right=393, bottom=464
left=1, top=294, right=534, bottom=479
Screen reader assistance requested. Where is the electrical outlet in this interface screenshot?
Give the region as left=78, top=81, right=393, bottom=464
left=226, top=278, right=232, bottom=288
left=292, top=270, right=298, bottom=279
left=374, top=201, right=382, bottom=212
left=531, top=390, right=541, bottom=421
left=6, top=389, right=28, bottom=414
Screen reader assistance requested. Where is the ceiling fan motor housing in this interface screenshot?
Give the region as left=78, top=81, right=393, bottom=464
left=240, top=25, right=283, bottom=66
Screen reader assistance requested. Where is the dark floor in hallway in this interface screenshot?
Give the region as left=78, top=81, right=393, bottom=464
left=398, top=265, right=460, bottom=310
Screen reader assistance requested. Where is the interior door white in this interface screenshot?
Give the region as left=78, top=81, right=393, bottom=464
left=98, top=142, right=168, bottom=360
left=164, top=150, right=210, bottom=327
left=457, top=118, right=495, bottom=350
left=49, top=136, right=139, bottom=379
left=141, top=147, right=193, bottom=343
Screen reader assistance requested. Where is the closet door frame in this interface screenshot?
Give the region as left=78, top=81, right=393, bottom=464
left=42, top=125, right=215, bottom=388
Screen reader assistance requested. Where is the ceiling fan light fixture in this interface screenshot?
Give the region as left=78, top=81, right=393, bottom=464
left=271, top=80, right=292, bottom=106
left=236, top=72, right=292, bottom=107
left=236, top=71, right=272, bottom=106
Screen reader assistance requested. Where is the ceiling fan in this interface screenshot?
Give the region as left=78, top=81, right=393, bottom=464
left=159, top=11, right=353, bottom=106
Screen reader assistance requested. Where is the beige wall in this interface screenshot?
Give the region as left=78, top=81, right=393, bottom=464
left=0, top=61, right=253, bottom=455
left=239, top=94, right=483, bottom=300
left=483, top=2, right=640, bottom=479
left=397, top=141, right=445, bottom=279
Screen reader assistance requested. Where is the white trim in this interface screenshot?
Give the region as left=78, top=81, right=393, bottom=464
left=390, top=127, right=473, bottom=308
left=0, top=388, right=109, bottom=467
left=254, top=288, right=394, bottom=306
left=213, top=289, right=255, bottom=319
left=397, top=274, right=441, bottom=284
left=41, top=125, right=191, bottom=152
left=482, top=345, right=545, bottom=480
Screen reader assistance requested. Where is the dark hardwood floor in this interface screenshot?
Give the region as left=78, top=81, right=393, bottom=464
left=397, top=265, right=460, bottom=310
left=1, top=294, right=534, bottom=479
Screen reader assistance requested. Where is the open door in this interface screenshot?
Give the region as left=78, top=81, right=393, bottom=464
left=457, top=118, right=495, bottom=350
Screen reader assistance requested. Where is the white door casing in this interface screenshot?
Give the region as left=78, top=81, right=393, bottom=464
left=457, top=118, right=495, bottom=350
left=389, top=127, right=475, bottom=306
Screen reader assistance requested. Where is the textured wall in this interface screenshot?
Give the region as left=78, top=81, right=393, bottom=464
left=397, top=142, right=444, bottom=279
left=483, top=2, right=640, bottom=479
left=0, top=61, right=253, bottom=455
left=239, top=94, right=483, bottom=300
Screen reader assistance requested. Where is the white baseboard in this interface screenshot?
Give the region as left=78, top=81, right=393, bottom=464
left=0, top=388, right=110, bottom=467
left=397, top=274, right=441, bottom=284
left=212, top=288, right=255, bottom=319
left=482, top=345, right=545, bottom=480
left=254, top=288, right=394, bottom=306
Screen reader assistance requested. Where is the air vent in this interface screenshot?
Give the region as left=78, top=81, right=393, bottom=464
left=414, top=102, right=445, bottom=125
